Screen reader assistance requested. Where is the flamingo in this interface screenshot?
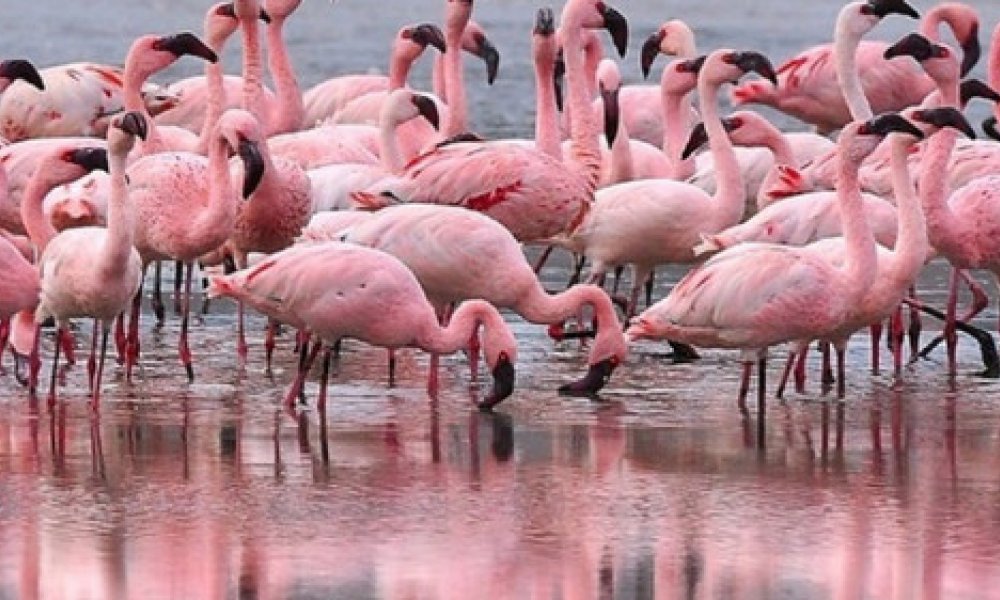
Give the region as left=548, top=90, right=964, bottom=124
left=152, top=2, right=273, bottom=136
left=15, top=143, right=111, bottom=394
left=0, top=228, right=40, bottom=378
left=206, top=242, right=519, bottom=411
left=31, top=113, right=146, bottom=407
left=626, top=114, right=924, bottom=408
left=340, top=204, right=628, bottom=395
left=774, top=107, right=975, bottom=397
left=123, top=109, right=266, bottom=382
left=552, top=49, right=778, bottom=321
left=730, top=0, right=951, bottom=134
left=353, top=0, right=629, bottom=243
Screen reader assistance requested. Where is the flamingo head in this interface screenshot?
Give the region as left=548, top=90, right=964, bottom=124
left=681, top=114, right=745, bottom=160
left=134, top=33, right=216, bottom=79
left=463, top=22, right=500, bottom=85
left=396, top=23, right=447, bottom=63
left=848, top=113, right=923, bottom=162
left=263, top=0, right=301, bottom=21
left=478, top=350, right=517, bottom=412
left=48, top=197, right=101, bottom=231
left=218, top=110, right=266, bottom=199
left=233, top=0, right=264, bottom=21
left=559, top=301, right=628, bottom=397
left=532, top=8, right=559, bottom=83
left=107, top=111, right=148, bottom=156
left=597, top=59, right=621, bottom=145
left=959, top=79, right=1000, bottom=108
left=561, top=0, right=628, bottom=59
left=709, top=50, right=776, bottom=88
left=884, top=33, right=958, bottom=88
left=382, top=89, right=440, bottom=130
left=0, top=60, right=44, bottom=94
left=860, top=0, right=919, bottom=20
left=641, top=19, right=696, bottom=78
left=208, top=3, right=270, bottom=48
left=908, top=107, right=975, bottom=140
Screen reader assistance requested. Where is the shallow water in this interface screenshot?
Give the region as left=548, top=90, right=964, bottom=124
left=3, top=1, right=1000, bottom=599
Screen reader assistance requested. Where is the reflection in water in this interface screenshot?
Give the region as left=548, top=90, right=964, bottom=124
left=0, top=381, right=998, bottom=599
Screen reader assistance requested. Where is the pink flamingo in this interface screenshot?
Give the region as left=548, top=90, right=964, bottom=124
left=730, top=0, right=973, bottom=134
left=0, top=229, right=39, bottom=378
left=152, top=2, right=273, bottom=136
left=352, top=0, right=629, bottom=243
left=15, top=143, right=112, bottom=394
left=552, top=49, right=778, bottom=321
left=340, top=204, right=628, bottom=394
left=774, top=107, right=975, bottom=397
left=300, top=23, right=445, bottom=126
left=31, top=113, right=146, bottom=407
left=297, top=210, right=373, bottom=242
left=627, top=114, right=923, bottom=408
left=124, top=109, right=266, bottom=382
left=207, top=242, right=519, bottom=411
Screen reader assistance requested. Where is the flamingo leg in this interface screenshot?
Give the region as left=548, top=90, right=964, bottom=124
left=532, top=244, right=555, bottom=274
left=920, top=270, right=989, bottom=358
left=237, top=300, right=248, bottom=368
left=794, top=346, right=808, bottom=394
left=173, top=259, right=184, bottom=316
left=47, top=327, right=63, bottom=408
left=467, top=328, right=480, bottom=383
left=820, top=342, right=834, bottom=386
left=283, top=338, right=321, bottom=408
left=737, top=361, right=752, bottom=414
left=178, top=261, right=195, bottom=383
left=317, top=347, right=333, bottom=412
left=91, top=324, right=109, bottom=409
left=869, top=322, right=882, bottom=375
left=944, top=268, right=960, bottom=376
left=907, top=285, right=921, bottom=359
left=612, top=265, right=625, bottom=294
left=644, top=271, right=655, bottom=309
left=836, top=346, right=846, bottom=399
left=567, top=253, right=586, bottom=287
left=125, top=274, right=144, bottom=384
left=264, top=319, right=278, bottom=376
left=776, top=352, right=796, bottom=399
left=389, top=348, right=398, bottom=387
left=113, top=313, right=126, bottom=365
left=151, top=261, right=165, bottom=327
left=890, top=305, right=904, bottom=377
left=0, top=318, right=8, bottom=376
left=87, top=320, right=99, bottom=392
left=27, top=324, right=42, bottom=396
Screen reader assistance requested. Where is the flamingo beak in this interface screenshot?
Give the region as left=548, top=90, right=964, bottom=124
left=65, top=147, right=110, bottom=173
left=599, top=3, right=629, bottom=59
left=728, top=51, right=777, bottom=86
left=478, top=354, right=516, bottom=411
left=860, top=113, right=924, bottom=139
left=960, top=23, right=980, bottom=77
left=533, top=7, right=555, bottom=36
left=682, top=122, right=709, bottom=160
left=412, top=23, right=447, bottom=53
left=0, top=59, right=44, bottom=91
left=558, top=357, right=617, bottom=396
left=884, top=33, right=934, bottom=62
left=959, top=79, right=1000, bottom=106
left=601, top=83, right=620, bottom=147
left=983, top=117, right=1000, bottom=142
left=553, top=50, right=565, bottom=113
left=154, top=32, right=219, bottom=64
left=911, top=107, right=976, bottom=139
left=640, top=30, right=665, bottom=79
left=472, top=33, right=500, bottom=85
left=238, top=138, right=265, bottom=199
left=863, top=0, right=919, bottom=19
left=117, top=111, right=148, bottom=141
left=411, top=94, right=440, bottom=130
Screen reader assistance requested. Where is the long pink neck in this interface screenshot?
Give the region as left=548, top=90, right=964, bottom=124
left=265, top=15, right=304, bottom=134
left=240, top=12, right=267, bottom=126
left=388, top=47, right=416, bottom=90
left=762, top=125, right=795, bottom=166
left=607, top=107, right=635, bottom=184
left=443, top=23, right=468, bottom=136
left=197, top=35, right=229, bottom=155
left=883, top=135, right=926, bottom=283
left=562, top=25, right=602, bottom=191
left=836, top=144, right=878, bottom=301
left=533, top=48, right=562, bottom=160
left=416, top=299, right=508, bottom=358
left=919, top=4, right=973, bottom=44
left=834, top=8, right=873, bottom=120
left=103, top=147, right=135, bottom=270
left=378, top=111, right=406, bottom=173
left=697, top=75, right=744, bottom=230
left=196, top=130, right=239, bottom=244
left=990, top=22, right=1000, bottom=119
left=919, top=81, right=966, bottom=261
left=432, top=53, right=448, bottom=102
left=660, top=68, right=695, bottom=180
left=124, top=62, right=165, bottom=156
left=21, top=169, right=63, bottom=253
left=516, top=283, right=622, bottom=364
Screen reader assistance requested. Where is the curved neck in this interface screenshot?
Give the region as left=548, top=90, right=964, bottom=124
left=562, top=25, right=602, bottom=190
left=990, top=22, right=1000, bottom=91
left=124, top=63, right=165, bottom=156
left=516, top=283, right=622, bottom=364
left=104, top=149, right=134, bottom=269
left=432, top=53, right=447, bottom=102
left=661, top=70, right=695, bottom=179
left=443, top=27, right=468, bottom=136
left=837, top=147, right=877, bottom=298
left=533, top=49, right=562, bottom=160
left=607, top=113, right=635, bottom=184
left=240, top=13, right=267, bottom=126
left=697, top=75, right=744, bottom=229
left=198, top=130, right=239, bottom=240
left=388, top=47, right=415, bottom=90
left=416, top=299, right=506, bottom=357
left=378, top=113, right=406, bottom=173
left=883, top=136, right=926, bottom=282
left=763, top=125, right=796, bottom=166
left=265, top=15, right=304, bottom=134
left=919, top=125, right=965, bottom=258
left=834, top=17, right=872, bottom=120
left=197, top=37, right=229, bottom=155
left=21, top=169, right=61, bottom=253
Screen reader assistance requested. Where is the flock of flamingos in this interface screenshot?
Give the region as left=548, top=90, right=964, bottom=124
left=0, top=0, right=999, bottom=414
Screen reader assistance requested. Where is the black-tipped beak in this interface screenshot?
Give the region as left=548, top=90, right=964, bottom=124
left=553, top=50, right=565, bottom=113
left=861, top=113, right=924, bottom=139
left=215, top=3, right=269, bottom=23
left=960, top=23, right=980, bottom=77
left=238, top=138, right=265, bottom=199
left=912, top=107, right=975, bottom=139
left=558, top=357, right=617, bottom=396
left=259, top=8, right=272, bottom=24
left=473, top=34, right=500, bottom=85
left=533, top=7, right=555, bottom=36
left=728, top=51, right=777, bottom=85
left=66, top=147, right=109, bottom=173
left=680, top=55, right=707, bottom=74
left=641, top=30, right=665, bottom=79
left=601, top=83, right=620, bottom=147
left=154, top=32, right=219, bottom=63
left=478, top=355, right=515, bottom=411
left=117, top=111, right=148, bottom=141
left=411, top=94, right=440, bottom=130
left=682, top=121, right=709, bottom=160
left=983, top=117, right=1000, bottom=142
left=412, top=23, right=447, bottom=53
left=600, top=3, right=629, bottom=59
left=884, top=32, right=937, bottom=63
left=959, top=79, right=1000, bottom=106
left=863, top=0, right=919, bottom=19
left=0, top=59, right=44, bottom=91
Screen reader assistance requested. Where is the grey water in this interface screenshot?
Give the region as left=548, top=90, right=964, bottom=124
left=2, top=1, right=1000, bottom=598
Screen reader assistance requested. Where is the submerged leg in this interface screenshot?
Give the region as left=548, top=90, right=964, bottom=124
left=179, top=262, right=195, bottom=383
left=91, top=324, right=110, bottom=409
left=151, top=261, right=166, bottom=327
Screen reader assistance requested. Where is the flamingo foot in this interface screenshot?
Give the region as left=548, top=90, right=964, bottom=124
left=558, top=357, right=616, bottom=397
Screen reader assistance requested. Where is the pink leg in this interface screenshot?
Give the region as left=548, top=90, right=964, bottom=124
left=87, top=320, right=99, bottom=392
left=0, top=318, right=8, bottom=376
left=869, top=322, right=882, bottom=375
left=178, top=262, right=195, bottom=382
left=26, top=324, right=42, bottom=397
left=957, top=269, right=989, bottom=322
left=47, top=327, right=64, bottom=408
left=737, top=361, right=752, bottom=414
left=237, top=300, right=249, bottom=368
left=427, top=353, right=440, bottom=396
left=820, top=342, right=834, bottom=386
left=265, top=319, right=277, bottom=375
left=532, top=245, right=555, bottom=274
left=284, top=338, right=321, bottom=408
left=59, top=328, right=75, bottom=367
left=890, top=306, right=904, bottom=377
left=776, top=352, right=796, bottom=399
left=945, top=268, right=960, bottom=376
left=794, top=346, right=808, bottom=393
left=907, top=285, right=921, bottom=359
left=317, top=347, right=332, bottom=412
left=113, top=313, right=126, bottom=365
left=125, top=278, right=143, bottom=384
left=467, top=328, right=481, bottom=383
left=91, top=323, right=110, bottom=409
left=836, top=346, right=846, bottom=399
